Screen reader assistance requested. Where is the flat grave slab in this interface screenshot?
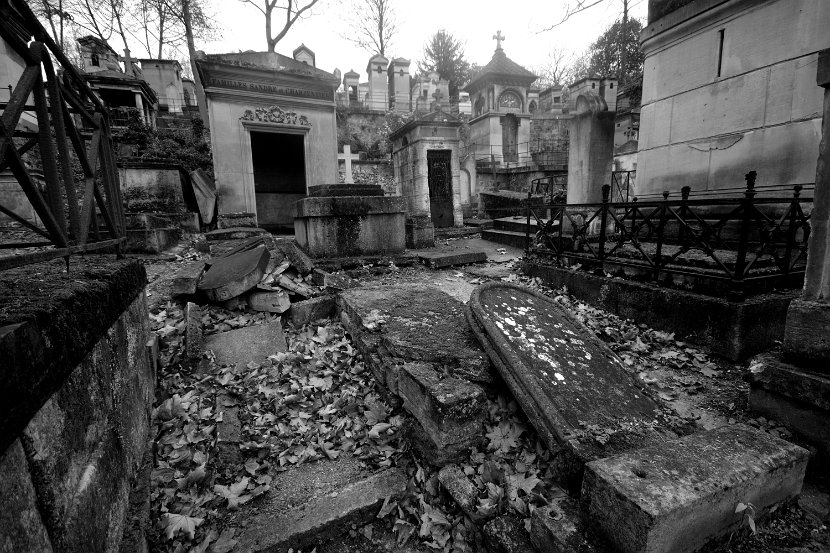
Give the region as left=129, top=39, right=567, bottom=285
left=205, top=320, right=287, bottom=367
left=582, top=424, right=809, bottom=553
left=197, top=245, right=270, bottom=302
left=466, top=282, right=689, bottom=489
left=339, top=284, right=493, bottom=383
left=418, top=250, right=487, bottom=269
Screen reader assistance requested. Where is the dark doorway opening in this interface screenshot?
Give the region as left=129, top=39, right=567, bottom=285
left=427, top=150, right=453, bottom=228
left=251, top=131, right=306, bottom=231
left=502, top=114, right=518, bottom=163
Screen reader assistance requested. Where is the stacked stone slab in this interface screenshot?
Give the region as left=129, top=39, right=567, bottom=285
left=338, top=284, right=493, bottom=464
left=466, top=282, right=810, bottom=552
left=294, top=184, right=407, bottom=258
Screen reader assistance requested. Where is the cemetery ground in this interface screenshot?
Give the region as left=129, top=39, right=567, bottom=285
left=137, top=235, right=829, bottom=553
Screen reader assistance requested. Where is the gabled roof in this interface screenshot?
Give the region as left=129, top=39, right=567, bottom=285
left=78, top=35, right=117, bottom=55
left=344, top=69, right=360, bottom=78
left=389, top=57, right=410, bottom=65
left=464, top=48, right=536, bottom=93
left=198, top=51, right=339, bottom=84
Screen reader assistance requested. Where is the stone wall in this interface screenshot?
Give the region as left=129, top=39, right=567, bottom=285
left=638, top=0, right=830, bottom=200
left=337, top=159, right=395, bottom=196
left=0, top=258, right=152, bottom=553
left=120, top=163, right=191, bottom=213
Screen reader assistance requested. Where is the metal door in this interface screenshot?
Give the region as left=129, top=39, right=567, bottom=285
left=427, top=150, right=453, bottom=228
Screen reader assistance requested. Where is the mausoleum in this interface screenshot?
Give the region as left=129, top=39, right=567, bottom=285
left=196, top=49, right=340, bottom=230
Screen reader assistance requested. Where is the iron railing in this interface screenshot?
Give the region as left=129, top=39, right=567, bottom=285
left=467, top=140, right=569, bottom=170
left=524, top=171, right=812, bottom=296
left=610, top=170, right=636, bottom=203
left=0, top=0, right=125, bottom=270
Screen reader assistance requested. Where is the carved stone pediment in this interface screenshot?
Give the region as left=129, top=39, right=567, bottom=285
left=240, top=105, right=311, bottom=127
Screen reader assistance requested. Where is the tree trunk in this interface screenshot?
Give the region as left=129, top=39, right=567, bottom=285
left=182, top=0, right=210, bottom=127
left=620, top=0, right=628, bottom=86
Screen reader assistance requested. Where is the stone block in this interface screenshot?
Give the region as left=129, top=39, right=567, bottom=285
left=581, top=424, right=809, bottom=553
left=276, top=238, right=315, bottom=275
left=312, top=269, right=360, bottom=290
left=185, top=302, right=203, bottom=359
left=205, top=321, right=287, bottom=367
left=172, top=261, right=206, bottom=297
left=397, top=362, right=485, bottom=460
left=308, top=184, right=383, bottom=197
left=275, top=274, right=314, bottom=298
left=0, top=440, right=54, bottom=552
left=233, top=467, right=407, bottom=552
left=531, top=501, right=597, bottom=553
left=438, top=464, right=478, bottom=518
left=198, top=245, right=270, bottom=302
left=405, top=216, right=435, bottom=249
left=290, top=295, right=337, bottom=327
left=216, top=212, right=257, bottom=229
left=418, top=250, right=487, bottom=268
left=248, top=289, right=291, bottom=313
left=216, top=394, right=242, bottom=467
left=124, top=227, right=180, bottom=253
left=482, top=515, right=535, bottom=553
left=783, top=299, right=830, bottom=370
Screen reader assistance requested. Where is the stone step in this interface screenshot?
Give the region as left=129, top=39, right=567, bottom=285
left=581, top=424, right=809, bottom=553
left=464, top=218, right=494, bottom=230
left=480, top=229, right=529, bottom=250
left=231, top=459, right=407, bottom=553
left=124, top=227, right=181, bottom=253
left=204, top=320, right=287, bottom=367
left=417, top=250, right=487, bottom=268
left=493, top=216, right=539, bottom=233
left=205, top=226, right=268, bottom=242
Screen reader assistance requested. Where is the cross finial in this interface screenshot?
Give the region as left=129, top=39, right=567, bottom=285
left=493, top=30, right=505, bottom=50
left=432, top=88, right=444, bottom=102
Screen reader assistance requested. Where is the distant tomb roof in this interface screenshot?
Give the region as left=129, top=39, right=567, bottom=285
left=198, top=51, right=339, bottom=84
left=464, top=47, right=536, bottom=93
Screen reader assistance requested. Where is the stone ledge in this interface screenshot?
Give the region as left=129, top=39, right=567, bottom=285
left=0, top=257, right=147, bottom=455
left=293, top=195, right=406, bottom=218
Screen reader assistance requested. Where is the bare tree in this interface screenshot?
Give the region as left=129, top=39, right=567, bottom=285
left=238, top=0, right=323, bottom=53
left=133, top=0, right=187, bottom=59
left=34, top=0, right=73, bottom=53
left=531, top=47, right=576, bottom=88
left=342, top=0, right=398, bottom=57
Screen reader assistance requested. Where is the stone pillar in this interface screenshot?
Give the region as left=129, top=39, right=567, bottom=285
left=748, top=49, right=830, bottom=467
left=783, top=49, right=830, bottom=367
left=134, top=92, right=145, bottom=124
left=566, top=93, right=615, bottom=205
left=343, top=145, right=354, bottom=184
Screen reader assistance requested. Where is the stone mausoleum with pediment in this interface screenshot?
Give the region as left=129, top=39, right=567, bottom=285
left=196, top=49, right=340, bottom=230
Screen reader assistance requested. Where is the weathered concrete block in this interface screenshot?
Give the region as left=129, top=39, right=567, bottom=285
left=290, top=295, right=337, bottom=326
left=397, top=362, right=485, bottom=461
left=0, top=440, right=54, bottom=552
left=171, top=261, right=206, bottom=297
left=483, top=515, right=535, bottom=553
left=405, top=215, right=435, bottom=249
left=216, top=394, right=242, bottom=467
left=249, top=289, right=291, bottom=313
left=275, top=238, right=315, bottom=275
left=233, top=467, right=407, bottom=552
left=783, top=299, right=830, bottom=369
left=581, top=424, right=809, bottom=553
left=438, top=464, right=479, bottom=518
left=205, top=321, right=287, bottom=367
left=531, top=501, right=597, bottom=553
left=311, top=269, right=360, bottom=290
left=418, top=250, right=487, bottom=268
left=185, top=302, right=203, bottom=359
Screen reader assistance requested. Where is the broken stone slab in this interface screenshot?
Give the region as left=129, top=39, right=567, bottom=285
left=275, top=273, right=314, bottom=298
left=276, top=238, right=315, bottom=275
left=418, top=250, right=487, bottom=269
left=146, top=334, right=160, bottom=377
left=312, top=269, right=361, bottom=290
left=338, top=284, right=495, bottom=383
left=204, top=227, right=267, bottom=242
left=531, top=499, right=598, bottom=553
left=171, top=261, right=206, bottom=297
left=581, top=424, right=809, bottom=553
left=467, top=282, right=689, bottom=491
left=482, top=515, right=535, bottom=553
left=438, top=464, right=480, bottom=520
left=198, top=245, right=270, bottom=302
left=232, top=464, right=407, bottom=552
left=205, top=320, right=287, bottom=367
left=185, top=302, right=203, bottom=360
left=397, top=362, right=485, bottom=457
left=290, top=295, right=337, bottom=327
left=248, top=289, right=291, bottom=314
left=216, top=393, right=242, bottom=467
left=219, top=295, right=248, bottom=310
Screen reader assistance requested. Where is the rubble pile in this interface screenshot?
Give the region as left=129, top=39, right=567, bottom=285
left=170, top=235, right=359, bottom=319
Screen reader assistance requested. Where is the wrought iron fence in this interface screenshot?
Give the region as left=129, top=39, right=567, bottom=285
left=466, top=140, right=569, bottom=170
left=610, top=170, right=636, bottom=203
left=0, top=0, right=125, bottom=270
left=524, top=171, right=812, bottom=295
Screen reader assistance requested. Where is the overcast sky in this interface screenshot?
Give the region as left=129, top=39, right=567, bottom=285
left=200, top=0, right=647, bottom=81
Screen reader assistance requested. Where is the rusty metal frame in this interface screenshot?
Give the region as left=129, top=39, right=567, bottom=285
left=0, top=0, right=126, bottom=271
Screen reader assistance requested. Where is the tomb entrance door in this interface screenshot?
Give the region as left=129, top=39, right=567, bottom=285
left=250, top=130, right=307, bottom=231
left=502, top=113, right=519, bottom=163
left=427, top=149, right=453, bottom=228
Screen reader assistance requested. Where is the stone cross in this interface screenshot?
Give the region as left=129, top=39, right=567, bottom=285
left=493, top=30, right=505, bottom=50
left=338, top=144, right=360, bottom=184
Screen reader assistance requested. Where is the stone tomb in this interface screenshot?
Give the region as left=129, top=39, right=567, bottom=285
left=466, top=282, right=686, bottom=489
left=293, top=184, right=406, bottom=258
left=390, top=109, right=464, bottom=247
left=196, top=51, right=340, bottom=230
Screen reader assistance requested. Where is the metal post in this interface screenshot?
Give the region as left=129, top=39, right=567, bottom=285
left=734, top=171, right=757, bottom=286
left=679, top=186, right=691, bottom=247
left=783, top=184, right=802, bottom=274
left=654, top=191, right=670, bottom=281
left=631, top=197, right=638, bottom=241
left=525, top=189, right=532, bottom=252
left=599, top=184, right=610, bottom=261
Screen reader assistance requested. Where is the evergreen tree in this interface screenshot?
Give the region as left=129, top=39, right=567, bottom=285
left=417, top=30, right=471, bottom=101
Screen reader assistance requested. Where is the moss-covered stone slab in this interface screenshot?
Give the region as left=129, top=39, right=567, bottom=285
left=418, top=250, right=487, bottom=268
left=197, top=245, right=270, bottom=302
left=581, top=424, right=809, bottom=553
left=467, top=282, right=688, bottom=489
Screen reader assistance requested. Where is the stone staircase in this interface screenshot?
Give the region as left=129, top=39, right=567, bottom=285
left=480, top=215, right=550, bottom=249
